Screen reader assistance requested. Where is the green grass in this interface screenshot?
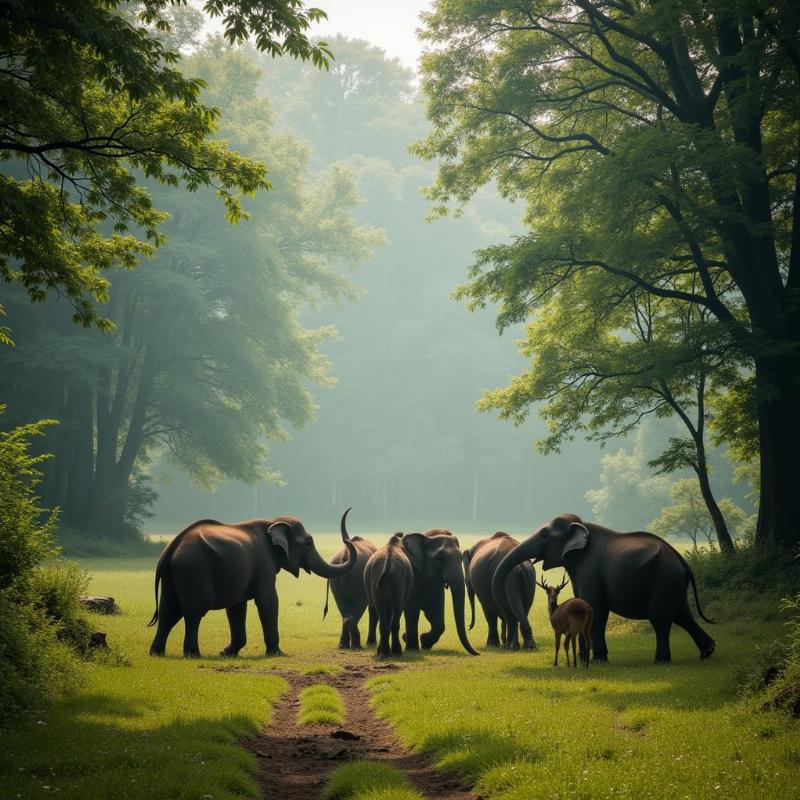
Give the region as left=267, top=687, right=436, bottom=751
left=298, top=684, right=345, bottom=726
left=303, top=662, right=343, bottom=675
left=322, top=761, right=422, bottom=800
left=0, top=537, right=797, bottom=800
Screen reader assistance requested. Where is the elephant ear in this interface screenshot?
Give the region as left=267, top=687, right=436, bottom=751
left=402, top=532, right=426, bottom=571
left=267, top=521, right=291, bottom=560
left=561, top=523, right=590, bottom=558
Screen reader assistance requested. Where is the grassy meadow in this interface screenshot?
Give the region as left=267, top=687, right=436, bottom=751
left=0, top=533, right=797, bottom=800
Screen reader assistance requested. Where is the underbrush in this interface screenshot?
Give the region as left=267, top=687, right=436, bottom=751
left=759, top=593, right=800, bottom=716
left=323, top=761, right=422, bottom=800
left=56, top=525, right=163, bottom=559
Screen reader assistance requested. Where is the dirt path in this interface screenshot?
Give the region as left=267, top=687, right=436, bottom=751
left=238, top=661, right=480, bottom=800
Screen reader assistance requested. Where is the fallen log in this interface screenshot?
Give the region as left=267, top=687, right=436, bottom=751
left=80, top=595, right=120, bottom=614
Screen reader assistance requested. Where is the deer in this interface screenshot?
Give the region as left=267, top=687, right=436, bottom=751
left=537, top=572, right=594, bottom=668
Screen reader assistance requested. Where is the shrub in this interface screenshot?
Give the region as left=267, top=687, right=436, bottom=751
left=26, top=563, right=93, bottom=654
left=0, top=413, right=57, bottom=590
left=0, top=410, right=83, bottom=725
left=762, top=593, right=800, bottom=716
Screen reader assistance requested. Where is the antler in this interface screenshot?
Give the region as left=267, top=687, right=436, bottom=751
left=556, top=571, right=570, bottom=591
left=535, top=576, right=549, bottom=591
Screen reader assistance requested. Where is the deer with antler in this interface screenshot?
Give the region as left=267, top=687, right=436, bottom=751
left=537, top=573, right=594, bottom=668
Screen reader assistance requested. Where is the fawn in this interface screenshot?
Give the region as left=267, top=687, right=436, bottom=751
left=537, top=573, right=594, bottom=668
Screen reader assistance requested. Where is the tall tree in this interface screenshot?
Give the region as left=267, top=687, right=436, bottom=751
left=0, top=44, right=382, bottom=534
left=0, top=0, right=331, bottom=328
left=416, top=1, right=800, bottom=547
left=476, top=271, right=742, bottom=551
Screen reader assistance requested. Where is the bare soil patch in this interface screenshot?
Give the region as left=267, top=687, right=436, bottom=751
left=236, top=660, right=480, bottom=800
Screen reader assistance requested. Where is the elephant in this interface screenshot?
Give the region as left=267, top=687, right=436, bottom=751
left=323, top=535, right=378, bottom=649
left=464, top=531, right=536, bottom=650
left=401, top=529, right=478, bottom=656
left=148, top=509, right=357, bottom=658
left=492, top=513, right=715, bottom=663
left=364, top=533, right=414, bottom=658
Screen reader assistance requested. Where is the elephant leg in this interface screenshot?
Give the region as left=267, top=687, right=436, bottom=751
left=484, top=609, right=501, bottom=647
left=404, top=605, right=421, bottom=651
left=500, top=619, right=508, bottom=647
left=673, top=599, right=715, bottom=659
left=347, top=616, right=362, bottom=650
left=590, top=606, right=610, bottom=662
left=339, top=620, right=351, bottom=649
left=255, top=587, right=283, bottom=656
left=420, top=592, right=445, bottom=649
left=377, top=604, right=392, bottom=658
left=506, top=617, right=520, bottom=651
left=651, top=617, right=672, bottom=663
left=554, top=631, right=561, bottom=667
left=183, top=613, right=203, bottom=658
left=507, top=575, right=536, bottom=650
left=220, top=601, right=248, bottom=656
left=149, top=580, right=182, bottom=656
left=366, top=605, right=378, bottom=645
left=390, top=610, right=403, bottom=656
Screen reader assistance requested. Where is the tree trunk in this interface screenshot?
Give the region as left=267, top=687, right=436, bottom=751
left=754, top=354, right=800, bottom=548
left=694, top=463, right=735, bottom=553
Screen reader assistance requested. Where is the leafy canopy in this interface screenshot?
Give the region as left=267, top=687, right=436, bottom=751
left=0, top=0, right=331, bottom=327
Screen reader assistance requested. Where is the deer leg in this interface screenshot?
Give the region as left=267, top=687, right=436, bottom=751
left=554, top=631, right=561, bottom=667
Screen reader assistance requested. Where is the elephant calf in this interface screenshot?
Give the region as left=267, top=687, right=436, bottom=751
left=464, top=532, right=536, bottom=650
left=323, top=536, right=378, bottom=650
left=364, top=534, right=413, bottom=658
left=148, top=510, right=356, bottom=658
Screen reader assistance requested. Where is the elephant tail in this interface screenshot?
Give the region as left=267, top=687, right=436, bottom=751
left=678, top=551, right=716, bottom=624
left=323, top=580, right=330, bottom=620
left=147, top=518, right=220, bottom=627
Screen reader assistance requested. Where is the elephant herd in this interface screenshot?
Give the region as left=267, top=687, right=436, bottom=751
left=148, top=509, right=716, bottom=665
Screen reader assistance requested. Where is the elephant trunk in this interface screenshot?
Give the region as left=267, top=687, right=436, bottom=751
left=449, top=573, right=479, bottom=656
left=307, top=508, right=357, bottom=579
left=492, top=536, right=539, bottom=620
left=463, top=551, right=475, bottom=630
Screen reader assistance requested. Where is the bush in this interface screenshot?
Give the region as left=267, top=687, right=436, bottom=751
left=685, top=543, right=800, bottom=621
left=0, top=413, right=57, bottom=590
left=26, top=563, right=94, bottom=654
left=56, top=524, right=163, bottom=558
left=0, top=410, right=83, bottom=725
left=762, top=593, right=800, bottom=716
left=0, top=593, right=81, bottom=725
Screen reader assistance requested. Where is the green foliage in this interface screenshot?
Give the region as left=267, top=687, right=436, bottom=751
left=649, top=479, right=752, bottom=548
left=762, top=593, right=800, bottom=716
left=0, top=0, right=331, bottom=327
left=416, top=0, right=800, bottom=546
left=0, top=593, right=82, bottom=727
left=323, top=761, right=421, bottom=800
left=0, top=408, right=58, bottom=589
left=0, top=42, right=382, bottom=536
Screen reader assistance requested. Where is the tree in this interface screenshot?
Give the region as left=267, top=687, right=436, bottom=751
left=650, top=479, right=752, bottom=549
left=416, top=1, right=800, bottom=547
left=0, top=43, right=382, bottom=535
left=0, top=0, right=331, bottom=328
left=476, top=271, right=742, bottom=551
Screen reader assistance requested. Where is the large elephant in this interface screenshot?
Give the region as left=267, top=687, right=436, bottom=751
left=323, top=536, right=378, bottom=650
left=464, top=532, right=536, bottom=650
left=364, top=534, right=414, bottom=658
left=401, top=529, right=478, bottom=656
left=492, top=514, right=715, bottom=663
left=148, top=509, right=357, bottom=658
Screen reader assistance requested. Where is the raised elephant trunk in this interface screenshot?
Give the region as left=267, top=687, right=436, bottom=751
left=306, top=509, right=358, bottom=579
left=491, top=535, right=539, bottom=620
left=448, top=569, right=479, bottom=656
